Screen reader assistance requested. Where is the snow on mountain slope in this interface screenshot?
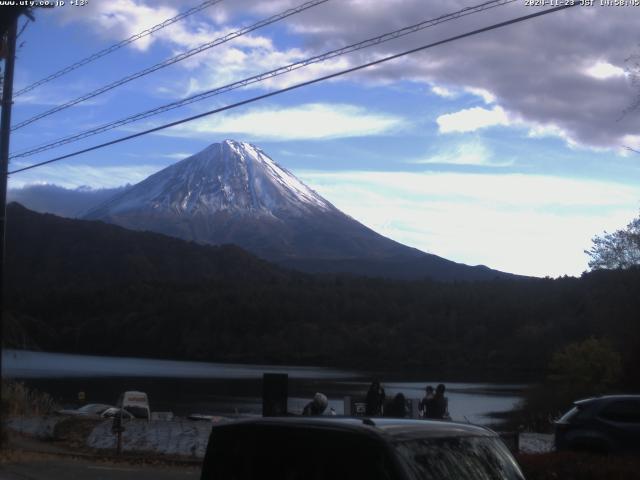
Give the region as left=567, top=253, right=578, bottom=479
left=85, top=140, right=512, bottom=280
left=93, top=140, right=332, bottom=217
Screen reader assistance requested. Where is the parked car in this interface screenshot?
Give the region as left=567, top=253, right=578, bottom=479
left=117, top=390, right=151, bottom=421
left=554, top=395, right=640, bottom=453
left=101, top=407, right=135, bottom=420
left=201, top=417, right=525, bottom=480
left=56, top=403, right=114, bottom=417
left=56, top=403, right=137, bottom=420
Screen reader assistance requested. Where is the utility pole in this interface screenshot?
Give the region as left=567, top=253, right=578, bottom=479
left=0, top=15, right=18, bottom=445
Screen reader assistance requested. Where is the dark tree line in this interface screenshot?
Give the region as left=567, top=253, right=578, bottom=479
left=3, top=203, right=640, bottom=387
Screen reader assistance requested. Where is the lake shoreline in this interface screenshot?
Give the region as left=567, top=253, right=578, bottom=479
left=2, top=348, right=540, bottom=384
left=4, top=349, right=526, bottom=425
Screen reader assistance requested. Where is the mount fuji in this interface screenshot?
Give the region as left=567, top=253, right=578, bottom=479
left=85, top=140, right=511, bottom=281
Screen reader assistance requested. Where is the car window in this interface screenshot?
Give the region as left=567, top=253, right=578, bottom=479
left=125, top=405, right=149, bottom=419
left=76, top=404, right=109, bottom=415
left=558, top=406, right=580, bottom=422
left=558, top=405, right=591, bottom=423
left=599, top=400, right=640, bottom=423
left=202, top=426, right=396, bottom=480
left=393, top=436, right=525, bottom=480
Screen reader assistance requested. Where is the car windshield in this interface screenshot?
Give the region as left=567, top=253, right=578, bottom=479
left=124, top=405, right=149, bottom=419
left=393, top=436, right=525, bottom=480
left=557, top=406, right=581, bottom=423
left=75, top=404, right=109, bottom=415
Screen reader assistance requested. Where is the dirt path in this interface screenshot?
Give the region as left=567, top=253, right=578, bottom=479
left=0, top=455, right=200, bottom=480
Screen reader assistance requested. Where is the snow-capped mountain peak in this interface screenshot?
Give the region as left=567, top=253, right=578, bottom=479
left=83, top=139, right=512, bottom=280
left=92, top=139, right=332, bottom=218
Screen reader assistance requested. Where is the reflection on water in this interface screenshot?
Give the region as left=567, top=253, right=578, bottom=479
left=2, top=350, right=525, bottom=425
left=2, top=349, right=357, bottom=379
left=383, top=382, right=524, bottom=425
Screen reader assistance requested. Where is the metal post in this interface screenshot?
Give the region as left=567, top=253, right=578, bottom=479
left=0, top=15, right=18, bottom=447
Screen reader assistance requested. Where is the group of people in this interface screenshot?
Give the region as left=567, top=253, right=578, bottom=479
left=418, top=384, right=450, bottom=420
left=300, top=380, right=450, bottom=419
left=365, top=380, right=450, bottom=420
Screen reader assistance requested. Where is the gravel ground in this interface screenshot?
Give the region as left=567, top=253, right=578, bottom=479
left=6, top=416, right=63, bottom=440
left=87, top=419, right=220, bottom=458
left=6, top=415, right=228, bottom=459
left=519, top=433, right=554, bottom=454
left=7, top=415, right=555, bottom=458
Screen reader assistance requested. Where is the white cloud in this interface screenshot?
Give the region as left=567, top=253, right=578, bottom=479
left=59, top=0, right=180, bottom=51
left=526, top=123, right=575, bottom=145
left=158, top=152, right=192, bottom=160
left=431, top=85, right=456, bottom=98
left=8, top=164, right=164, bottom=190
left=584, top=61, right=626, bottom=80
left=464, top=87, right=496, bottom=104
left=199, top=0, right=638, bottom=151
left=157, top=103, right=405, bottom=141
left=431, top=86, right=495, bottom=104
left=437, top=106, right=510, bottom=133
left=621, top=134, right=640, bottom=153
left=50, top=0, right=640, bottom=152
left=410, top=142, right=512, bottom=167
left=298, top=170, right=640, bottom=277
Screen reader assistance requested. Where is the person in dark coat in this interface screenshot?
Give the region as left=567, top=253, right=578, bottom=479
left=365, top=379, right=386, bottom=416
left=419, top=385, right=435, bottom=418
left=302, top=392, right=328, bottom=415
left=384, top=393, right=408, bottom=418
left=427, top=384, right=449, bottom=420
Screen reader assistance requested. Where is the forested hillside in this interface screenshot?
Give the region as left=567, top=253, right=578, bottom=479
left=4, top=203, right=640, bottom=385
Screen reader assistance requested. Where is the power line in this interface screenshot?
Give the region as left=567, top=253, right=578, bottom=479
left=13, top=0, right=223, bottom=98
left=11, top=0, right=516, bottom=159
left=16, top=17, right=30, bottom=40
left=11, top=0, right=330, bottom=131
left=8, top=3, right=577, bottom=176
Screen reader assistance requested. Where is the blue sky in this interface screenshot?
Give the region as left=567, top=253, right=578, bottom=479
left=6, top=0, right=640, bottom=277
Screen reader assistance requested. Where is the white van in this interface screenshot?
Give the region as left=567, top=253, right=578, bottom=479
left=117, top=391, right=151, bottom=421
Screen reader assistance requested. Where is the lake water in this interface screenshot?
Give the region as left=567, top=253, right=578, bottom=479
left=2, top=349, right=525, bottom=425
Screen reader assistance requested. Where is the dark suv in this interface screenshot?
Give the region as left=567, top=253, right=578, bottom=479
left=201, top=417, right=525, bottom=480
left=554, top=395, right=640, bottom=453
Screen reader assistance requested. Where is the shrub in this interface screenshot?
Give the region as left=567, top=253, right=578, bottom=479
left=1, top=381, right=59, bottom=417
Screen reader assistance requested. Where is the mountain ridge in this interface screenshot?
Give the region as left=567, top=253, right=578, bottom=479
left=30, top=140, right=515, bottom=281
left=5, top=203, right=640, bottom=383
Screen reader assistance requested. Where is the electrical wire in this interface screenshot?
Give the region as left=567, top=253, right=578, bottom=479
left=13, top=0, right=224, bottom=98
left=11, top=0, right=330, bottom=131
left=10, top=0, right=516, bottom=159
left=8, top=4, right=578, bottom=176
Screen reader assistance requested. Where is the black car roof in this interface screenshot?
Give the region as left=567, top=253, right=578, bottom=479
left=575, top=394, right=640, bottom=406
left=212, top=416, right=495, bottom=442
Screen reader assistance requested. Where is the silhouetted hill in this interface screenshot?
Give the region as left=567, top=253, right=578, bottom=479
left=84, top=140, right=514, bottom=282
left=4, top=204, right=640, bottom=385
left=5, top=202, right=287, bottom=290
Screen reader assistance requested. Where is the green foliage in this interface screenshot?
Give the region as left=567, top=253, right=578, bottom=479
left=4, top=203, right=640, bottom=386
left=515, top=338, right=624, bottom=432
left=586, top=212, right=640, bottom=270
left=549, top=337, right=622, bottom=395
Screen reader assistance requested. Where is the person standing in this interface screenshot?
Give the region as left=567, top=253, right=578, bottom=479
left=419, top=385, right=435, bottom=418
left=385, top=393, right=409, bottom=418
left=365, top=379, right=386, bottom=416
left=428, top=384, right=449, bottom=420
